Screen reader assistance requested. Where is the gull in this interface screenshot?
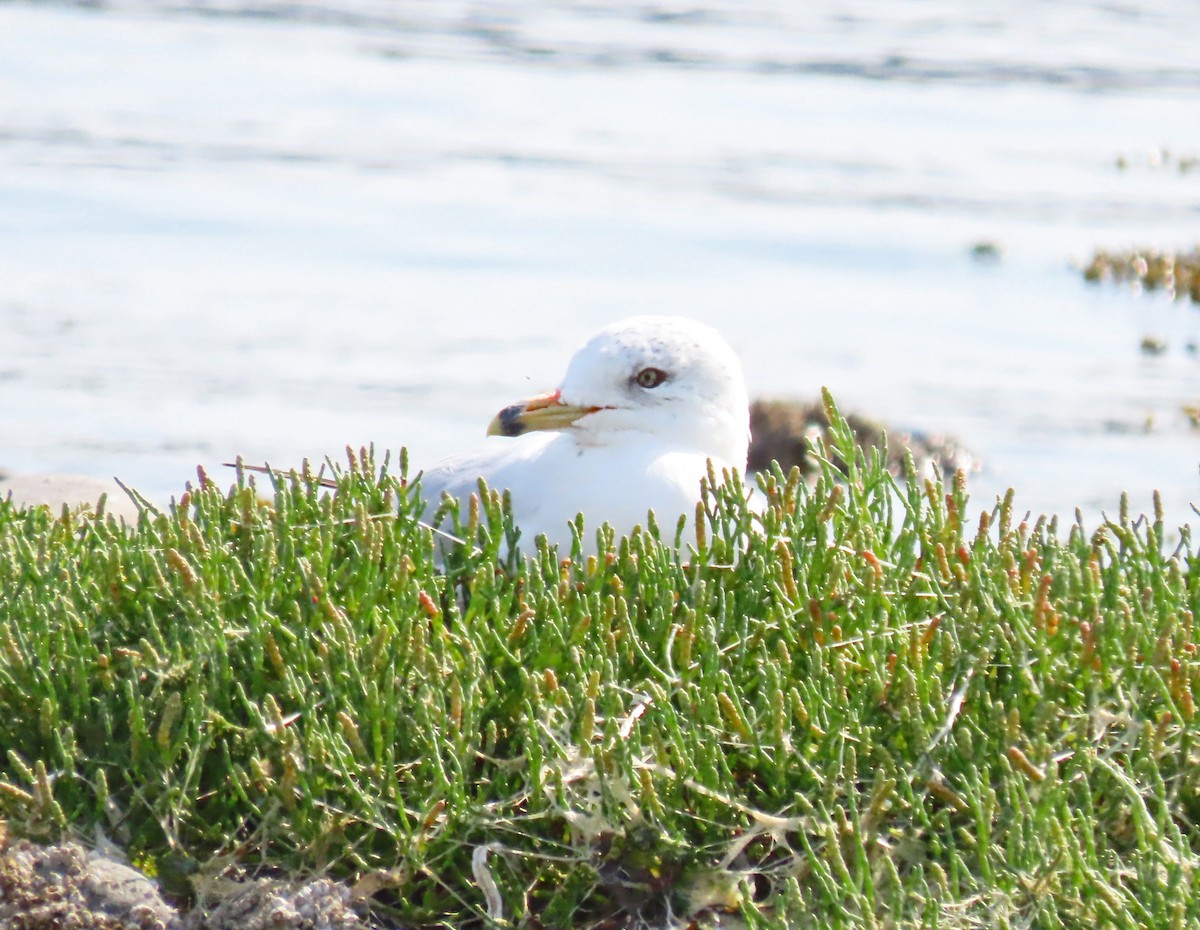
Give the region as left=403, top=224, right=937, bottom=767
left=420, top=315, right=750, bottom=553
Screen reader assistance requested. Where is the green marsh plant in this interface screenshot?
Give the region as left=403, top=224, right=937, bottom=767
left=1, top=392, right=1197, bottom=928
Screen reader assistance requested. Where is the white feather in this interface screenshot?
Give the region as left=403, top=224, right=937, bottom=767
left=419, top=316, right=749, bottom=552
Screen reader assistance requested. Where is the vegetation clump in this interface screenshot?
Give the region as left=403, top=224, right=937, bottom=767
left=1083, top=245, right=1200, bottom=305
left=1114, top=148, right=1199, bottom=174
left=0, top=393, right=1197, bottom=928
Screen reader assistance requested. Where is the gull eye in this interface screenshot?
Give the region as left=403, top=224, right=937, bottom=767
left=634, top=367, right=668, bottom=389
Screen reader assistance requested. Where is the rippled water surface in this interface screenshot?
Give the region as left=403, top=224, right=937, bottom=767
left=2, top=0, right=1198, bottom=529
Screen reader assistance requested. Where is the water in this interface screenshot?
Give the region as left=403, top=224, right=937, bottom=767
left=2, top=0, right=1198, bottom=531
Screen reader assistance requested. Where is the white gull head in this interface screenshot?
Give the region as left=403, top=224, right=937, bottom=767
left=421, top=315, right=750, bottom=553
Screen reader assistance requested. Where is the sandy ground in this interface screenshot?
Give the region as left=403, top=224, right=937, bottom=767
left=0, top=471, right=144, bottom=523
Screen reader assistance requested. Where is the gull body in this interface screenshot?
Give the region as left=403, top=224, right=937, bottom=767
left=419, top=316, right=750, bottom=552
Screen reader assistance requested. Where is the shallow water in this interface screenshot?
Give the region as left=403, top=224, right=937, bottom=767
left=2, top=0, right=1198, bottom=531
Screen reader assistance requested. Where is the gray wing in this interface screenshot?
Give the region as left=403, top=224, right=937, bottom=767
left=415, top=436, right=554, bottom=531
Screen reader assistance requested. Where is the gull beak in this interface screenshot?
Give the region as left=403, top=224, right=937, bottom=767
left=487, top=389, right=603, bottom=437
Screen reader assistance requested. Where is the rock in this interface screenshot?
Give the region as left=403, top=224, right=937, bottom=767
left=0, top=838, right=178, bottom=929
left=0, top=838, right=366, bottom=930
left=747, top=398, right=977, bottom=479
left=187, top=877, right=362, bottom=930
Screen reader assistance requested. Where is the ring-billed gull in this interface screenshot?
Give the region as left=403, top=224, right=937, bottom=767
left=420, top=315, right=749, bottom=552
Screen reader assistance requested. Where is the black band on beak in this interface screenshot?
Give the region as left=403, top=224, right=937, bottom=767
left=493, top=403, right=528, bottom=437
